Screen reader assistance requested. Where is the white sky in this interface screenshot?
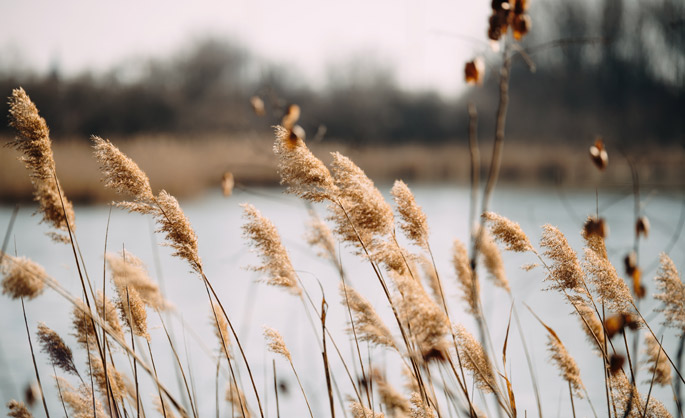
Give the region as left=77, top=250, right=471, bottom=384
left=0, top=0, right=493, bottom=95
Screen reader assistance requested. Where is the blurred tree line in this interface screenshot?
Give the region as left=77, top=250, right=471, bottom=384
left=0, top=0, right=683, bottom=146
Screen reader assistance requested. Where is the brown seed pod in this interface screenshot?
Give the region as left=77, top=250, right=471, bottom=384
left=589, top=137, right=609, bottom=170
left=249, top=96, right=265, bottom=116
left=464, top=58, right=485, bottom=85
left=512, top=14, right=531, bottom=40
left=282, top=104, right=301, bottom=130
left=584, top=216, right=608, bottom=239
left=636, top=216, right=650, bottom=238
left=609, top=354, right=625, bottom=375
left=604, top=313, right=639, bottom=339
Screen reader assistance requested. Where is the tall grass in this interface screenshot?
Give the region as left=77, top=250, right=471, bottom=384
left=2, top=6, right=684, bottom=417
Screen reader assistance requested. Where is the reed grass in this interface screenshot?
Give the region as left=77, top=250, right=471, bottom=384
left=3, top=9, right=685, bottom=418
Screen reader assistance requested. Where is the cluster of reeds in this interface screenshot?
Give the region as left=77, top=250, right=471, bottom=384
left=2, top=6, right=683, bottom=418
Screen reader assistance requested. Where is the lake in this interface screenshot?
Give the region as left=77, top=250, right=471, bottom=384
left=1, top=183, right=683, bottom=417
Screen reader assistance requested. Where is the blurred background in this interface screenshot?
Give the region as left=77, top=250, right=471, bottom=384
left=0, top=0, right=683, bottom=201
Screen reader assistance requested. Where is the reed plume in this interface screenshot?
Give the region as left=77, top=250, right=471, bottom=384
left=89, top=353, right=127, bottom=402
left=304, top=211, right=338, bottom=264
left=644, top=334, right=671, bottom=386
left=211, top=302, right=231, bottom=358
left=36, top=322, right=78, bottom=376
left=483, top=212, right=532, bottom=252
left=6, top=400, right=32, bottom=418
left=263, top=326, right=292, bottom=361
left=545, top=328, right=585, bottom=397
left=349, top=400, right=385, bottom=418
left=71, top=301, right=97, bottom=349
left=391, top=180, right=429, bottom=248
left=105, top=250, right=165, bottom=310
left=91, top=136, right=155, bottom=202
left=409, top=392, right=437, bottom=418
left=454, top=325, right=495, bottom=392
left=452, top=239, right=479, bottom=316
left=575, top=301, right=605, bottom=353
left=394, top=271, right=449, bottom=360
left=340, top=283, right=397, bottom=350
left=226, top=379, right=250, bottom=418
left=373, top=369, right=411, bottom=416
left=329, top=152, right=394, bottom=249
left=478, top=228, right=509, bottom=291
left=55, top=376, right=109, bottom=418
left=242, top=204, right=301, bottom=295
left=371, top=240, right=415, bottom=276
left=273, top=125, right=337, bottom=202
left=418, top=254, right=441, bottom=304
left=1, top=255, right=46, bottom=300
left=539, top=225, right=586, bottom=297
left=8, top=88, right=75, bottom=243
left=653, top=253, right=685, bottom=333
left=96, top=291, right=125, bottom=342
left=115, top=286, right=150, bottom=341
left=583, top=243, right=634, bottom=315
left=93, top=137, right=202, bottom=273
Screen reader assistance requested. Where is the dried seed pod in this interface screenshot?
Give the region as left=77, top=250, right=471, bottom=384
left=249, top=96, right=265, bottom=116
left=512, top=14, right=531, bottom=40
left=624, top=252, right=637, bottom=277
left=281, top=104, right=300, bottom=130
left=222, top=172, right=234, bottom=197
left=636, top=216, right=650, bottom=238
left=604, top=313, right=639, bottom=339
left=589, top=137, right=608, bottom=170
left=583, top=216, right=608, bottom=239
left=464, top=58, right=485, bottom=85
left=609, top=354, right=625, bottom=375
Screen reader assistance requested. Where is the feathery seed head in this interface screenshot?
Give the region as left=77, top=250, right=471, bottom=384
left=483, top=212, right=532, bottom=252
left=644, top=334, right=671, bottom=386
left=8, top=88, right=75, bottom=242
left=340, top=283, right=397, bottom=350
left=540, top=225, right=586, bottom=295
left=410, top=392, right=437, bottom=418
left=452, top=239, right=479, bottom=317
left=56, top=376, right=109, bottom=418
left=263, top=326, right=292, bottom=361
left=106, top=250, right=165, bottom=310
left=155, top=190, right=202, bottom=273
left=546, top=331, right=585, bottom=397
left=583, top=246, right=634, bottom=315
left=211, top=302, right=231, bottom=358
left=349, top=400, right=385, bottom=418
left=89, top=354, right=127, bottom=402
left=304, top=211, right=337, bottom=263
left=115, top=286, right=149, bottom=341
left=95, top=290, right=125, bottom=342
left=653, top=254, right=685, bottom=333
left=1, top=255, right=46, bottom=300
left=91, top=136, right=154, bottom=201
left=391, top=180, right=429, bottom=247
left=478, top=228, right=509, bottom=291
left=242, top=204, right=301, bottom=295
left=273, top=125, right=337, bottom=202
left=454, top=325, right=495, bottom=392
left=7, top=400, right=32, bottom=418
left=36, top=322, right=78, bottom=376
left=372, top=370, right=411, bottom=415
left=575, top=302, right=605, bottom=353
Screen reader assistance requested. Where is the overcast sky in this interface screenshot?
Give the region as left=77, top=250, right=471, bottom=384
left=0, top=0, right=493, bottom=95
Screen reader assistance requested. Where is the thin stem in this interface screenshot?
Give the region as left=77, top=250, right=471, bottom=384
left=21, top=297, right=50, bottom=418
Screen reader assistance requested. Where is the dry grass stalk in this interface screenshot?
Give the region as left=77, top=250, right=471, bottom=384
left=653, top=253, right=685, bottom=333
left=391, top=180, right=429, bottom=248
left=394, top=272, right=449, bottom=360
left=8, top=88, right=75, bottom=243
left=340, top=283, right=397, bottom=350
left=452, top=239, right=479, bottom=317
left=115, top=287, right=150, bottom=341
left=155, top=190, right=203, bottom=272
left=483, top=212, right=532, bottom=252
left=454, top=325, right=495, bottom=393
left=539, top=225, right=586, bottom=296
left=349, top=400, right=385, bottom=418
left=263, top=326, right=292, bottom=361
left=105, top=250, right=165, bottom=310
left=211, top=302, right=231, bottom=358
left=273, top=125, right=337, bottom=202
left=242, top=204, right=301, bottom=295
left=154, top=397, right=180, bottom=418
left=1, top=255, right=46, bottom=300
left=409, top=392, right=437, bottom=418
left=36, top=322, right=78, bottom=376
left=6, top=400, right=33, bottom=418
left=329, top=152, right=394, bottom=250
left=477, top=228, right=509, bottom=292
left=55, top=376, right=109, bottom=418
left=644, top=334, right=672, bottom=386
